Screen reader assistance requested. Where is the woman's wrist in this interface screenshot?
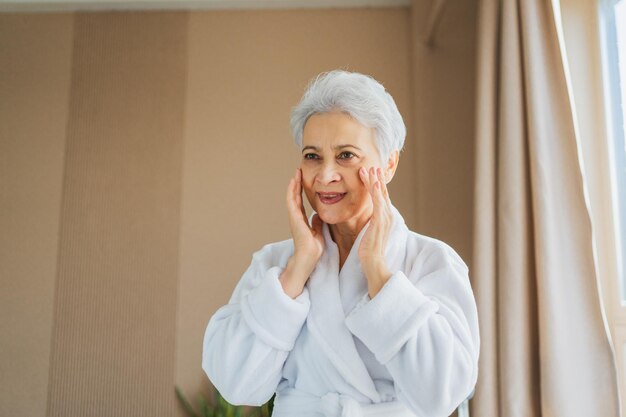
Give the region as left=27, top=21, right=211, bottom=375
left=292, top=251, right=319, bottom=274
left=279, top=255, right=316, bottom=299
left=362, top=259, right=392, bottom=298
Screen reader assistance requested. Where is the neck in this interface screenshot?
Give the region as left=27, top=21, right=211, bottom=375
left=328, top=211, right=371, bottom=260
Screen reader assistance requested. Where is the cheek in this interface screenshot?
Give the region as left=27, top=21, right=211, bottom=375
left=346, top=172, right=369, bottom=202
left=350, top=167, right=367, bottom=192
left=299, top=168, right=315, bottom=195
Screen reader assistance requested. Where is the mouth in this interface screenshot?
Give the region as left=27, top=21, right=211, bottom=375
left=317, top=192, right=347, bottom=205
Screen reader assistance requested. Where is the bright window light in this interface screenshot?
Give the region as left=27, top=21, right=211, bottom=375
left=602, top=0, right=626, bottom=302
left=617, top=1, right=626, bottom=136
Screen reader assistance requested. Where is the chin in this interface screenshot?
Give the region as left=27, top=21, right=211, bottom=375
left=316, top=211, right=344, bottom=225
left=308, top=203, right=341, bottom=225
left=315, top=204, right=364, bottom=226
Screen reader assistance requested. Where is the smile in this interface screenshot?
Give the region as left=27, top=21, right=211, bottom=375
left=317, top=192, right=347, bottom=205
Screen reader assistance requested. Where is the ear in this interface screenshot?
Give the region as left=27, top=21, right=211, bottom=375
left=384, top=150, right=399, bottom=184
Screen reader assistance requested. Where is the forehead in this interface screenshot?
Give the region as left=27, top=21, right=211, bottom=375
left=302, top=111, right=377, bottom=149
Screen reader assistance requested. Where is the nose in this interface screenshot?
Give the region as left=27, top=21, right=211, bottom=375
left=315, top=161, right=341, bottom=185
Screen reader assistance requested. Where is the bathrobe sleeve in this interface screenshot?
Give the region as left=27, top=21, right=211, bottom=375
left=202, top=242, right=310, bottom=406
left=344, top=242, right=480, bottom=417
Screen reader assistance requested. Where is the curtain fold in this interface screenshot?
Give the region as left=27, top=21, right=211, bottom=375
left=471, top=0, right=621, bottom=416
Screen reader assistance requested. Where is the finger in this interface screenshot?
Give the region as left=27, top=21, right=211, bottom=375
left=361, top=167, right=386, bottom=217
left=287, top=170, right=307, bottom=223
left=372, top=168, right=389, bottom=214
left=375, top=170, right=392, bottom=236
left=359, top=166, right=369, bottom=188
left=363, top=167, right=381, bottom=219
left=286, top=173, right=300, bottom=215
left=286, top=175, right=295, bottom=208
left=294, top=169, right=302, bottom=207
left=295, top=168, right=307, bottom=221
left=373, top=178, right=385, bottom=211
left=376, top=167, right=391, bottom=203
left=369, top=167, right=380, bottom=196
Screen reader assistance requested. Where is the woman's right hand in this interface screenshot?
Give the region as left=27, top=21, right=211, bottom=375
left=280, top=168, right=325, bottom=297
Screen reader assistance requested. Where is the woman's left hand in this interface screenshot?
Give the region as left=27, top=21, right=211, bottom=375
left=358, top=166, right=393, bottom=297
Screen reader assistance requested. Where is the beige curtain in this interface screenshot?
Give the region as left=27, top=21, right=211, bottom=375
left=471, top=0, right=621, bottom=416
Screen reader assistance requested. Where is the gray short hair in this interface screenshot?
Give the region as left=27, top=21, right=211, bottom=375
left=289, top=70, right=406, bottom=164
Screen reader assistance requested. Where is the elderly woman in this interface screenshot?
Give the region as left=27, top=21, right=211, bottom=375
left=202, top=70, right=480, bottom=417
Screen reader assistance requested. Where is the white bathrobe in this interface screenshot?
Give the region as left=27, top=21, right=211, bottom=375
left=202, top=205, right=480, bottom=417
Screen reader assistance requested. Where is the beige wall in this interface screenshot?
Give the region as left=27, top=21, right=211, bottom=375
left=410, top=0, right=477, bottom=273
left=0, top=4, right=476, bottom=416
left=0, top=13, right=74, bottom=417
left=48, top=12, right=187, bottom=417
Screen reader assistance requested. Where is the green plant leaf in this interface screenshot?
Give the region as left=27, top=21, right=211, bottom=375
left=174, top=386, right=199, bottom=417
left=197, top=395, right=213, bottom=417
left=175, top=384, right=273, bottom=417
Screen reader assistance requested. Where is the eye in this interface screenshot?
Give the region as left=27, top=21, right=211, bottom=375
left=303, top=153, right=320, bottom=160
left=338, top=151, right=357, bottom=160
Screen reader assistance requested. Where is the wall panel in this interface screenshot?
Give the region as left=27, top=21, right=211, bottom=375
left=0, top=13, right=74, bottom=417
left=46, top=12, right=188, bottom=417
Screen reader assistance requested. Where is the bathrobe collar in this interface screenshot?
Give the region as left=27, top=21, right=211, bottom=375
left=305, top=204, right=409, bottom=403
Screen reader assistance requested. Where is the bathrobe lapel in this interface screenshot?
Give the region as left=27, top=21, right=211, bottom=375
left=305, top=205, right=409, bottom=403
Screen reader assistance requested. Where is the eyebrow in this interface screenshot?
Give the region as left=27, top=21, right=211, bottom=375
left=301, top=144, right=363, bottom=153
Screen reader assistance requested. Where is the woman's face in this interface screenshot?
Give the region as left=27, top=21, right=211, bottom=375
left=300, top=111, right=384, bottom=226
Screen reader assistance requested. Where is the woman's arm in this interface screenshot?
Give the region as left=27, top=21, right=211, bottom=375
left=202, top=243, right=310, bottom=406
left=345, top=243, right=480, bottom=417
left=204, top=168, right=324, bottom=405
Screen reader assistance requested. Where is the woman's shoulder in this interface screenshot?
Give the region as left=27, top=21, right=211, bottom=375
left=228, top=238, right=295, bottom=300
left=403, top=229, right=468, bottom=273
left=250, top=238, right=295, bottom=269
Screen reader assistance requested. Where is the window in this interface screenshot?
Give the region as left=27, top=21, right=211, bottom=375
left=560, top=0, right=626, bottom=409
left=601, top=0, right=626, bottom=302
